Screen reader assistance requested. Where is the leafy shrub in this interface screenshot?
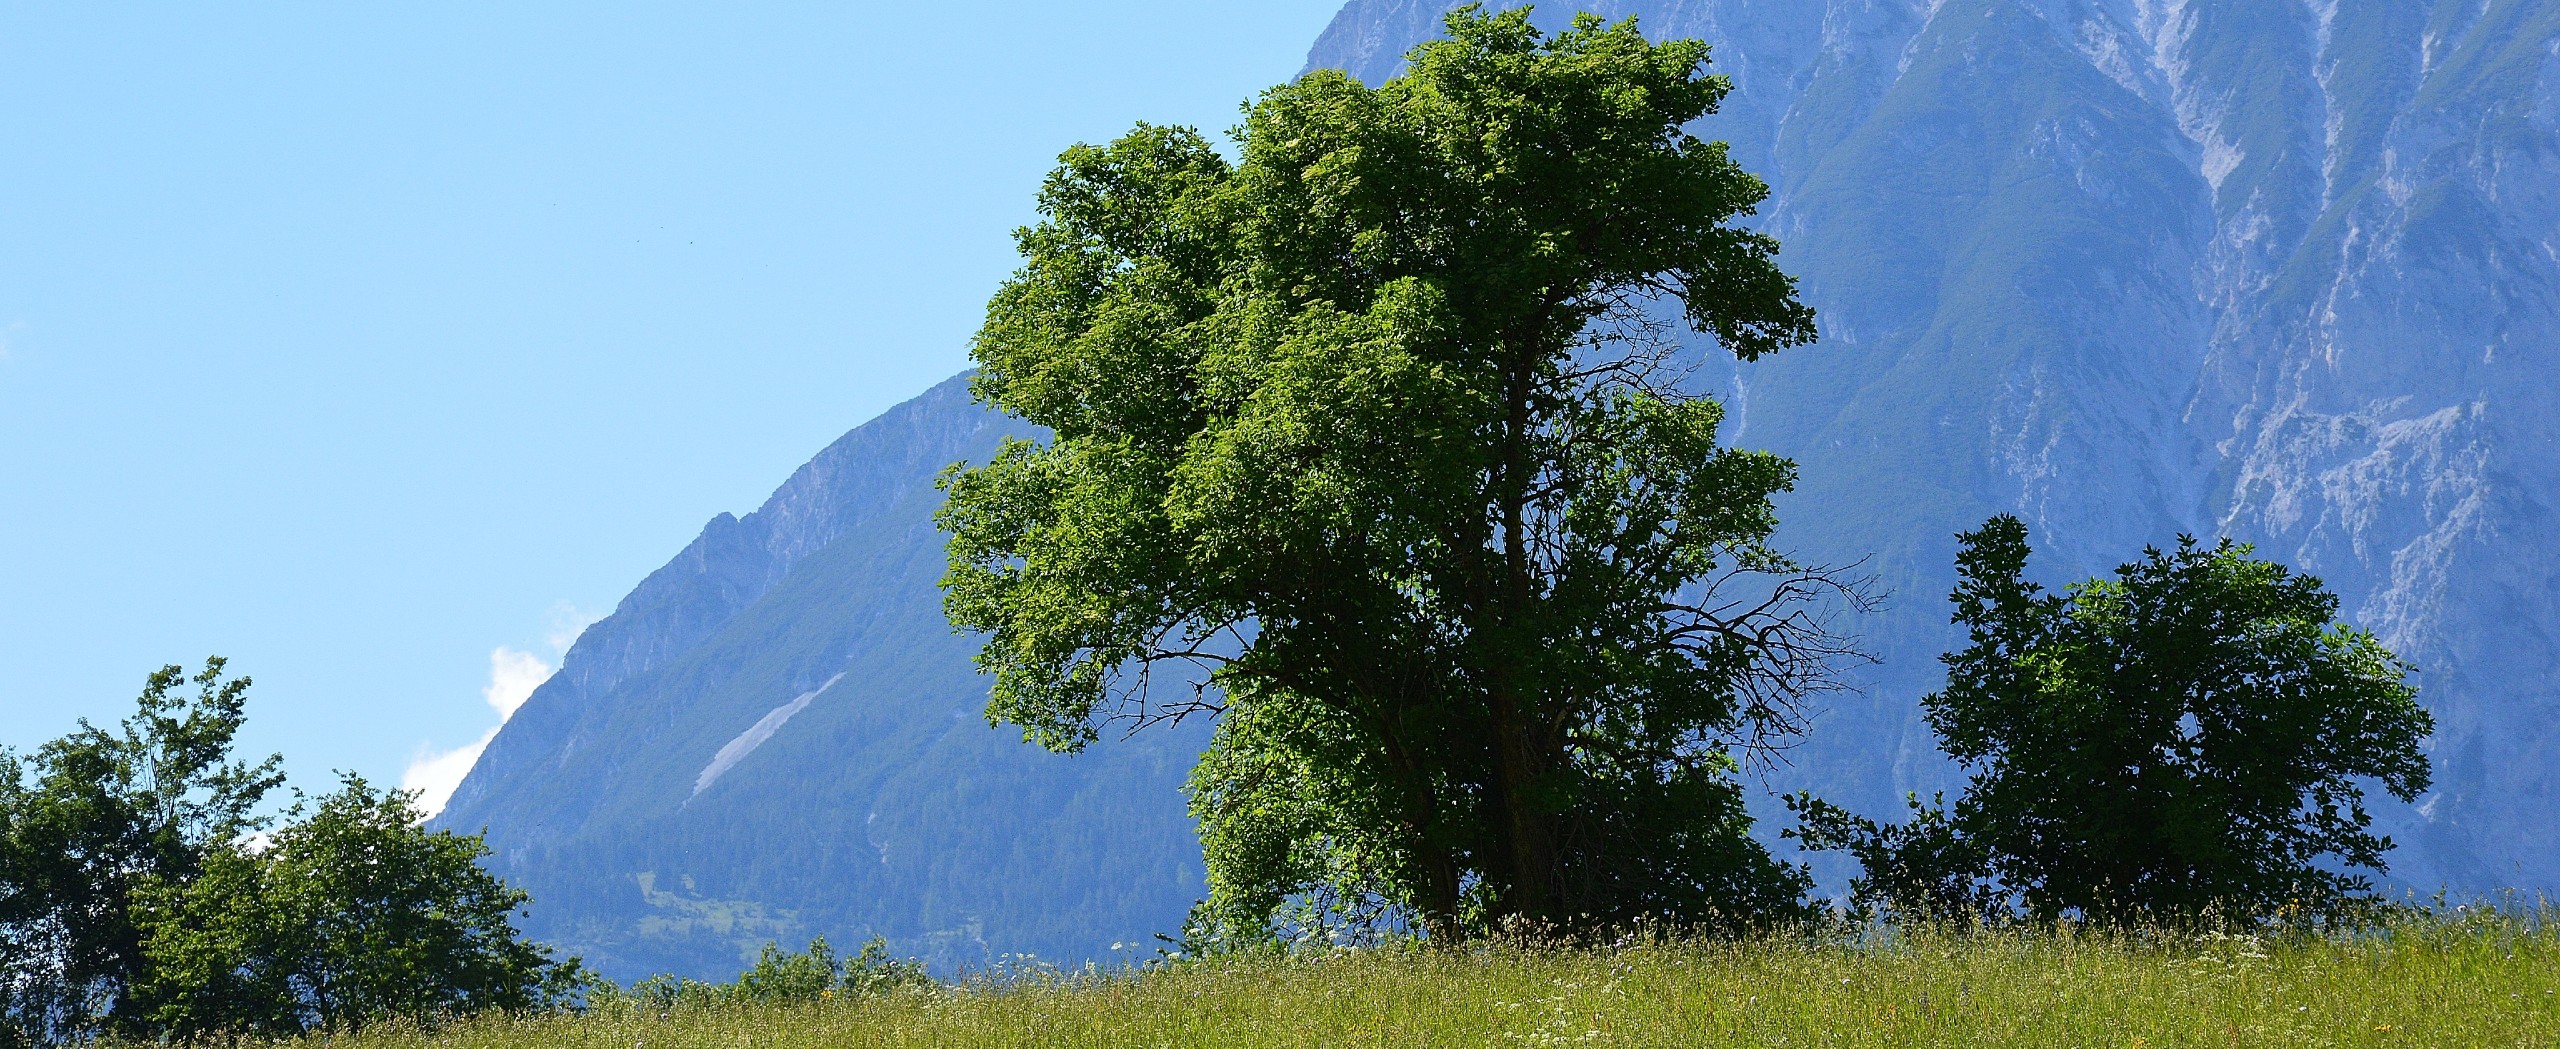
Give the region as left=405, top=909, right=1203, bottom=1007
left=602, top=937, right=929, bottom=1012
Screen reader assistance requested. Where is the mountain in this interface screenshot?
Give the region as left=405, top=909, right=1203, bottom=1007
left=434, top=375, right=1208, bottom=979
left=445, top=0, right=2560, bottom=979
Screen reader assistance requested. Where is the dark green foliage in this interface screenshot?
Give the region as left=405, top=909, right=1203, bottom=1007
left=128, top=774, right=585, bottom=1040
left=0, top=659, right=283, bottom=1046
left=1784, top=791, right=1999, bottom=925
left=1799, top=516, right=2433, bottom=925
left=1, top=663, right=580, bottom=1046
left=943, top=6, right=1855, bottom=941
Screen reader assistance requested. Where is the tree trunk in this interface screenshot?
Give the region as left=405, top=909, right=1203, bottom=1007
left=1414, top=845, right=1465, bottom=941
left=1488, top=688, right=1562, bottom=924
left=1487, top=332, right=1561, bottom=925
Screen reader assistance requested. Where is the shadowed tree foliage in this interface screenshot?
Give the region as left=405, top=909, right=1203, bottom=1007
left=1795, top=515, right=2433, bottom=926
left=0, top=659, right=282, bottom=1047
left=941, top=7, right=1859, bottom=941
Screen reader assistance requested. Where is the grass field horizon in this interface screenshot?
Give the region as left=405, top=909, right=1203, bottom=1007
left=188, top=907, right=2558, bottom=1048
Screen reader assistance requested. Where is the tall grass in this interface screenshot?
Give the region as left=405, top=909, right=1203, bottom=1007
left=216, top=908, right=2560, bottom=1048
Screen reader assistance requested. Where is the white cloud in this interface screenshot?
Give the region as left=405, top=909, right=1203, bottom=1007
left=404, top=642, right=566, bottom=821
left=401, top=606, right=600, bottom=822
left=403, top=727, right=499, bottom=820
left=482, top=646, right=551, bottom=720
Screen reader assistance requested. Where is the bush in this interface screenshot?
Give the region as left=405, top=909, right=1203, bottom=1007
left=603, top=937, right=930, bottom=1013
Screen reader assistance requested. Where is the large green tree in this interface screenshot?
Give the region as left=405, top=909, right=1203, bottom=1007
left=1798, top=516, right=2433, bottom=925
left=941, top=7, right=1852, bottom=940
left=129, top=774, right=582, bottom=1039
left=0, top=659, right=281, bottom=1047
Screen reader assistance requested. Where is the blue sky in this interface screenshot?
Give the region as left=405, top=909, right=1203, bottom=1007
left=0, top=2, right=1348, bottom=809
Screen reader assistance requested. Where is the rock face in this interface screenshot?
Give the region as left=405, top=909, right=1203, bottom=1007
left=447, top=0, right=2560, bottom=979
left=1309, top=0, right=2560, bottom=889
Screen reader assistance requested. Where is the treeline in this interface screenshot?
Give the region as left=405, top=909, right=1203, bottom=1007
left=938, top=6, right=2435, bottom=950
left=0, top=660, right=584, bottom=1047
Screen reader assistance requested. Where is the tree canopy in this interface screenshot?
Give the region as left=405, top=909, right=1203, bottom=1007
left=1797, top=516, right=2433, bottom=925
left=0, top=659, right=281, bottom=1046
left=130, top=775, right=584, bottom=1040
left=941, top=7, right=1851, bottom=940
left=2, top=663, right=579, bottom=1047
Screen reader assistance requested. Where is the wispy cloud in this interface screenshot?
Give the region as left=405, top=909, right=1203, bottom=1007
left=403, top=606, right=599, bottom=820
left=401, top=726, right=500, bottom=819
left=481, top=646, right=550, bottom=721
left=545, top=601, right=598, bottom=654
left=404, top=646, right=551, bottom=819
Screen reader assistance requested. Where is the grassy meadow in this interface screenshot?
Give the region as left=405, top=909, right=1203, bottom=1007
left=231, top=910, right=2556, bottom=1048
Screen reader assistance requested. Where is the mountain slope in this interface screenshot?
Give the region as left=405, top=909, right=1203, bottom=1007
left=436, top=375, right=1207, bottom=979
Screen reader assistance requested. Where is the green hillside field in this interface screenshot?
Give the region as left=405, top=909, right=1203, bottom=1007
left=204, top=910, right=2556, bottom=1048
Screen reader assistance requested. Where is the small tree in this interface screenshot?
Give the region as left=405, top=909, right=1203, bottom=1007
left=129, top=775, right=583, bottom=1039
left=1801, top=516, right=2433, bottom=925
left=941, top=7, right=1856, bottom=941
